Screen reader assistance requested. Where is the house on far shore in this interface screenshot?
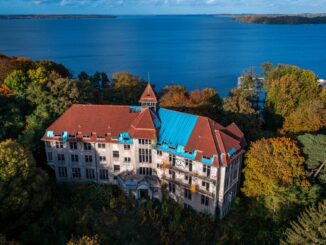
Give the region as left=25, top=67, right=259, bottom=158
left=42, top=83, right=246, bottom=219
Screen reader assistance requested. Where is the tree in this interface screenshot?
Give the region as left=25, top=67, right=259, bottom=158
left=223, top=88, right=261, bottom=138
left=33, top=60, right=71, bottom=78
left=189, top=88, right=222, bottom=108
left=297, top=134, right=326, bottom=183
left=281, top=99, right=326, bottom=135
left=0, top=140, right=49, bottom=231
left=264, top=65, right=321, bottom=129
left=242, top=137, right=311, bottom=212
left=281, top=199, right=326, bottom=245
left=105, top=72, right=147, bottom=105
left=27, top=77, right=93, bottom=116
left=3, top=70, right=30, bottom=98
left=160, top=86, right=222, bottom=119
left=0, top=54, right=32, bottom=83
left=0, top=94, right=25, bottom=141
left=67, top=235, right=101, bottom=245
left=160, top=85, right=189, bottom=107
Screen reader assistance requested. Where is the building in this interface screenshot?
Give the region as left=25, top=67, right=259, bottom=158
left=42, top=83, right=246, bottom=219
left=237, top=75, right=266, bottom=111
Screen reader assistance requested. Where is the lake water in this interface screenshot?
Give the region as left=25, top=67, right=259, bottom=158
left=0, top=15, right=326, bottom=96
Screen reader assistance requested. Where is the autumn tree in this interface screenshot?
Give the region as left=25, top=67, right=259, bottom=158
left=264, top=65, right=321, bottom=129
left=160, top=85, right=189, bottom=107
left=281, top=99, right=326, bottom=135
left=0, top=140, right=49, bottom=231
left=222, top=88, right=261, bottom=138
left=67, top=235, right=101, bottom=245
left=3, top=70, right=30, bottom=98
left=104, top=72, right=147, bottom=105
left=32, top=60, right=71, bottom=78
left=281, top=199, right=326, bottom=245
left=242, top=137, right=314, bottom=213
left=297, top=134, right=326, bottom=183
left=0, top=54, right=32, bottom=83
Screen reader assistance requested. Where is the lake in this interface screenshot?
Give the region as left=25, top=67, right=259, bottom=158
left=0, top=15, right=326, bottom=96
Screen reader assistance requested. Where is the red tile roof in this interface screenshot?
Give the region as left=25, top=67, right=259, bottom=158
left=43, top=95, right=245, bottom=166
left=42, top=105, right=156, bottom=143
left=139, top=83, right=157, bottom=103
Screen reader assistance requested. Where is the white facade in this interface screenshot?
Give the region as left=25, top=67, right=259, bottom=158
left=45, top=138, right=243, bottom=219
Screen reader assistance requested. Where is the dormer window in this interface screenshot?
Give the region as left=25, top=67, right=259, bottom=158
left=203, top=156, right=210, bottom=160
left=83, top=135, right=91, bottom=139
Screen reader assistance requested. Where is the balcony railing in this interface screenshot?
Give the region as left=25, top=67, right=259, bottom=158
left=163, top=164, right=217, bottom=184
left=162, top=175, right=214, bottom=198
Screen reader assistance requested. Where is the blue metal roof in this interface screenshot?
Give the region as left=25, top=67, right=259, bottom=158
left=156, top=108, right=198, bottom=148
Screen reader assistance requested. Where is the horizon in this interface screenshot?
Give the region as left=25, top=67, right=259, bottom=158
left=1, top=0, right=326, bottom=15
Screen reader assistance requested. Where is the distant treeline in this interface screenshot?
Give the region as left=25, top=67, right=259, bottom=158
left=234, top=15, right=326, bottom=24
left=0, top=15, right=117, bottom=20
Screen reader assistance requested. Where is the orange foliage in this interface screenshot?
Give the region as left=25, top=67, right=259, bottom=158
left=0, top=84, right=12, bottom=95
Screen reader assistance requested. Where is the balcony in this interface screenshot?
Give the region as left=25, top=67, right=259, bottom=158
left=162, top=174, right=214, bottom=198
left=163, top=164, right=217, bottom=184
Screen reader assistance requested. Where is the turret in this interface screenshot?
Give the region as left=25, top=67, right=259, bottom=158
left=139, top=83, right=158, bottom=111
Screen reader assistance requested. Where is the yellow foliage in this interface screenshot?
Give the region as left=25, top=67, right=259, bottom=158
left=67, top=235, right=101, bottom=245
left=242, top=137, right=307, bottom=198
left=281, top=99, right=326, bottom=135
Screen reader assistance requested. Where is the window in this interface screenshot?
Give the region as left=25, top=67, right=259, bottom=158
left=202, top=181, right=210, bottom=191
left=114, top=165, right=120, bottom=172
left=98, top=143, right=106, bottom=149
left=57, top=154, right=65, bottom=162
left=169, top=182, right=176, bottom=193
left=139, top=149, right=152, bottom=163
left=84, top=143, right=91, bottom=150
left=124, top=157, right=131, bottom=163
left=113, top=151, right=119, bottom=158
left=72, top=168, right=81, bottom=179
left=99, top=169, right=109, bottom=180
left=46, top=141, right=51, bottom=148
left=203, top=165, right=211, bottom=177
left=139, top=167, right=152, bottom=175
left=86, top=168, right=95, bottom=179
left=71, top=154, right=79, bottom=162
left=139, top=139, right=151, bottom=145
left=184, top=188, right=192, bottom=200
left=70, top=142, right=77, bottom=150
left=157, top=150, right=162, bottom=156
left=185, top=159, right=192, bottom=172
left=99, top=156, right=106, bottom=162
left=124, top=144, right=131, bottom=150
left=185, top=175, right=192, bottom=185
left=171, top=170, right=176, bottom=179
left=184, top=203, right=191, bottom=209
left=58, top=167, right=67, bottom=178
left=201, top=195, right=209, bottom=206
left=47, top=152, right=53, bottom=161
left=85, top=155, right=93, bottom=163
left=169, top=154, right=176, bottom=166
left=56, top=141, right=64, bottom=149
left=233, top=168, right=238, bottom=180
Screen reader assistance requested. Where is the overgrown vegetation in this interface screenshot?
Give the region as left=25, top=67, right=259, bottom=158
left=0, top=54, right=325, bottom=244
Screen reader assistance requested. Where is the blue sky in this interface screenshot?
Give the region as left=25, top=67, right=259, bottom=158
left=0, top=0, right=326, bottom=15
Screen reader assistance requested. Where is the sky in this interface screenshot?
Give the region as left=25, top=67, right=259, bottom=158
left=0, top=0, right=326, bottom=15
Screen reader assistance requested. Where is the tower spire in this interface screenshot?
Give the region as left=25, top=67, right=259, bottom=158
left=139, top=83, right=158, bottom=111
